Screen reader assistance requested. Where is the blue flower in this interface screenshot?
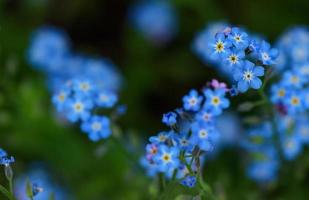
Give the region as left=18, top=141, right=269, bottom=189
left=28, top=26, right=70, bottom=71
left=282, top=70, right=305, bottom=89
left=295, top=115, right=309, bottom=144
left=281, top=135, right=303, bottom=160
left=95, top=90, right=118, bottom=108
left=227, top=27, right=249, bottom=49
left=182, top=90, right=203, bottom=112
left=172, top=132, right=194, bottom=152
left=162, top=112, right=177, bottom=126
left=190, top=122, right=218, bottom=151
left=153, top=145, right=180, bottom=172
left=223, top=49, right=245, bottom=70
left=247, top=161, right=278, bottom=184
left=149, top=131, right=171, bottom=144
left=129, top=1, right=178, bottom=44
left=195, top=108, right=215, bottom=125
left=241, top=123, right=273, bottom=151
left=72, top=79, right=96, bottom=97
left=81, top=115, right=111, bottom=141
left=180, top=175, right=197, bottom=188
left=233, top=61, right=265, bottom=92
left=258, top=41, right=278, bottom=65
left=284, top=91, right=304, bottom=115
left=52, top=87, right=71, bottom=112
left=209, top=33, right=231, bottom=59
left=270, top=83, right=288, bottom=104
left=140, top=157, right=159, bottom=177
left=14, top=167, right=70, bottom=200
left=65, top=96, right=93, bottom=122
left=203, top=88, right=230, bottom=115
left=0, top=148, right=15, bottom=166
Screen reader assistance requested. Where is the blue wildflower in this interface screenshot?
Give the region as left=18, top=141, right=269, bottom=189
left=162, top=112, right=177, bottom=126
left=209, top=33, right=231, bottom=59
left=52, top=87, right=71, bottom=112
left=149, top=131, right=171, bottom=144
left=190, top=122, right=218, bottom=151
left=129, top=1, right=178, bottom=44
left=0, top=148, right=15, bottom=166
left=295, top=115, right=309, bottom=144
left=258, top=41, right=278, bottom=65
left=81, top=115, right=111, bottom=141
left=195, top=108, right=215, bottom=125
left=172, top=132, right=194, bottom=152
left=281, top=135, right=303, bottom=160
left=95, top=90, right=118, bottom=108
left=65, top=96, right=93, bottom=122
left=284, top=91, right=304, bottom=115
left=223, top=49, right=245, bottom=71
left=28, top=26, right=70, bottom=71
left=247, top=161, right=278, bottom=184
left=72, top=79, right=96, bottom=96
left=282, top=70, right=305, bottom=89
left=227, top=27, right=249, bottom=49
left=270, top=83, right=288, bottom=104
left=182, top=90, right=203, bottom=112
left=233, top=61, right=265, bottom=92
left=203, top=88, right=230, bottom=115
left=153, top=145, right=180, bottom=172
left=180, top=175, right=197, bottom=188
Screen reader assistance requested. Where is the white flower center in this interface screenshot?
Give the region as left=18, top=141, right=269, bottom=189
left=73, top=102, right=84, bottom=112
left=199, top=129, right=208, bottom=138
left=211, top=96, right=220, bottom=106
left=162, top=153, right=171, bottom=163
left=243, top=71, right=253, bottom=81
left=228, top=54, right=238, bottom=64
left=80, top=82, right=90, bottom=92
left=58, top=92, right=66, bottom=102
left=91, top=122, right=102, bottom=131
left=214, top=40, right=225, bottom=53
left=261, top=52, right=270, bottom=61
left=234, top=35, right=242, bottom=43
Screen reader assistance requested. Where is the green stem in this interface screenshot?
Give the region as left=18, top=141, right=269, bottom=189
left=8, top=179, right=13, bottom=195
left=197, top=173, right=215, bottom=200
left=0, top=184, right=14, bottom=200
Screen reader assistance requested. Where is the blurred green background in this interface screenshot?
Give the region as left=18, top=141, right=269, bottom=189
left=1, top=0, right=309, bottom=199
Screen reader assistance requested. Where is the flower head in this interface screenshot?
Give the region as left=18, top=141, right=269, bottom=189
left=233, top=61, right=265, bottom=92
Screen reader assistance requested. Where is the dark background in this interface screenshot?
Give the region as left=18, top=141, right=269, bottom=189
left=1, top=0, right=309, bottom=199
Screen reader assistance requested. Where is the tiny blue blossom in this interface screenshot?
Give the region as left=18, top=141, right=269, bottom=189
left=81, top=115, right=111, bottom=141
left=65, top=97, right=93, bottom=122
left=227, top=27, right=249, bottom=49
left=95, top=90, right=118, bottom=108
left=233, top=61, right=265, bottom=92
left=209, top=33, right=231, bottom=59
left=182, top=90, right=203, bottom=111
left=153, top=145, right=180, bottom=172
left=203, top=88, right=230, bottom=115
left=162, top=112, right=177, bottom=126
left=258, top=41, right=279, bottom=65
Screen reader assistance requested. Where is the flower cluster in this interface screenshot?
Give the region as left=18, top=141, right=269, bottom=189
left=0, top=148, right=15, bottom=166
left=28, top=27, right=124, bottom=142
left=141, top=80, right=231, bottom=187
left=193, top=25, right=279, bottom=93
left=269, top=26, right=309, bottom=161
left=241, top=123, right=279, bottom=184
left=129, top=0, right=178, bottom=45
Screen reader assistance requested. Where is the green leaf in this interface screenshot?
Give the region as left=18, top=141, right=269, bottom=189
left=0, top=184, right=15, bottom=200
left=26, top=178, right=33, bottom=199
